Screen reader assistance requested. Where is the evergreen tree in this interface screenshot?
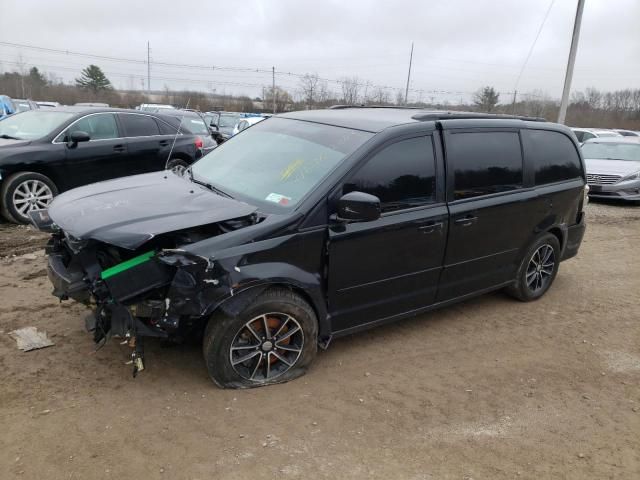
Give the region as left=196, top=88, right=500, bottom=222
left=75, top=65, right=112, bottom=93
left=473, top=86, right=500, bottom=113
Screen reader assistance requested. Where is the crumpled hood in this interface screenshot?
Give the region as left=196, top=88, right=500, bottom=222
left=48, top=170, right=257, bottom=249
left=585, top=158, right=640, bottom=177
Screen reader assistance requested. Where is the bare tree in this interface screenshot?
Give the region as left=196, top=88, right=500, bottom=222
left=370, top=86, right=391, bottom=105
left=585, top=87, right=602, bottom=110
left=264, top=86, right=293, bottom=113
left=340, top=76, right=361, bottom=105
left=298, top=73, right=321, bottom=109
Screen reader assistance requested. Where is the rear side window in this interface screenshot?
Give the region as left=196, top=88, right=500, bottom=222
left=344, top=136, right=436, bottom=212
left=573, top=131, right=585, bottom=142
left=447, top=131, right=523, bottom=200
left=68, top=113, right=119, bottom=140
left=156, top=119, right=179, bottom=135
left=119, top=114, right=160, bottom=137
left=522, top=130, right=583, bottom=185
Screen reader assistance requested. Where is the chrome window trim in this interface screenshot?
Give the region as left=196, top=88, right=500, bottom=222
left=51, top=112, right=184, bottom=144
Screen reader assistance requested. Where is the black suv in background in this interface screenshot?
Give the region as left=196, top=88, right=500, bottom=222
left=37, top=108, right=587, bottom=388
left=0, top=107, right=209, bottom=223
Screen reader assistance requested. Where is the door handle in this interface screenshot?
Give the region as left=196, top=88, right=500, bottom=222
left=418, top=221, right=443, bottom=234
left=159, top=140, right=170, bottom=147
left=454, top=215, right=477, bottom=227
left=113, top=144, right=126, bottom=153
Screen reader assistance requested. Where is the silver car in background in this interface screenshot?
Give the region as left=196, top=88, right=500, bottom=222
left=582, top=137, right=640, bottom=203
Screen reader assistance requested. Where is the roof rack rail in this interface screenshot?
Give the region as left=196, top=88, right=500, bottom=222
left=410, top=111, right=546, bottom=122
left=327, top=105, right=546, bottom=122
left=328, top=104, right=424, bottom=110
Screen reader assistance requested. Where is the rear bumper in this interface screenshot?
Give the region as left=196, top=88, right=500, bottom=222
left=561, top=213, right=586, bottom=261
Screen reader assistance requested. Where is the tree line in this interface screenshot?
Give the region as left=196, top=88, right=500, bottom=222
left=0, top=64, right=638, bottom=129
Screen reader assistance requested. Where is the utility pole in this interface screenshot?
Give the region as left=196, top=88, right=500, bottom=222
left=147, top=41, right=151, bottom=95
left=272, top=66, right=276, bottom=114
left=558, top=0, right=585, bottom=124
left=511, top=90, right=518, bottom=114
left=404, top=42, right=414, bottom=105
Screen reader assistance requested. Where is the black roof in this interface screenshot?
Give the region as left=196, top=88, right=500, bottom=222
left=36, top=106, right=140, bottom=115
left=280, top=106, right=547, bottom=133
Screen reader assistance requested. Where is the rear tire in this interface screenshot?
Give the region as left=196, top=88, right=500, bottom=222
left=203, top=288, right=318, bottom=389
left=505, top=233, right=560, bottom=302
left=1, top=172, right=58, bottom=224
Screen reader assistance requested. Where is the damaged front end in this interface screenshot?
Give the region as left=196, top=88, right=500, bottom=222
left=37, top=208, right=263, bottom=376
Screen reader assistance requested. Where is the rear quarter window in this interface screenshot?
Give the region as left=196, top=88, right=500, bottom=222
left=522, top=129, right=583, bottom=185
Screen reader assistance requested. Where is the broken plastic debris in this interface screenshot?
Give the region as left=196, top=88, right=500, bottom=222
left=9, top=327, right=54, bottom=351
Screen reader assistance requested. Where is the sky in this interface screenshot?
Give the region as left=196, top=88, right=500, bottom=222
left=1, top=0, right=639, bottom=104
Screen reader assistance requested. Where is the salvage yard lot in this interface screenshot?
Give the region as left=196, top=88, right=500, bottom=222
left=0, top=201, right=638, bottom=480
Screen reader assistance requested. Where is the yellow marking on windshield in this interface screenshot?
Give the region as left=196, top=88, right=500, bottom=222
left=280, top=159, right=305, bottom=180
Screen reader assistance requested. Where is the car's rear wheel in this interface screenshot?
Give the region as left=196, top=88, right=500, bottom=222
left=166, top=158, right=189, bottom=177
left=1, top=172, right=58, bottom=224
left=203, top=288, right=318, bottom=388
left=505, top=233, right=560, bottom=302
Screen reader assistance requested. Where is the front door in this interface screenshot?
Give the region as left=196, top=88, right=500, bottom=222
left=61, top=113, right=128, bottom=188
left=327, top=135, right=448, bottom=333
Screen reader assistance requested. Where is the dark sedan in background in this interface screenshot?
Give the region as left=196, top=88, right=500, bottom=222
left=0, top=107, right=211, bottom=223
left=583, top=137, right=640, bottom=203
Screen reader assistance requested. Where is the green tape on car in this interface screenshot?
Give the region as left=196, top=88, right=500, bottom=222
left=100, top=251, right=155, bottom=280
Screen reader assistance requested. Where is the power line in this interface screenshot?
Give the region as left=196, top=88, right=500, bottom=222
left=513, top=0, right=556, bottom=95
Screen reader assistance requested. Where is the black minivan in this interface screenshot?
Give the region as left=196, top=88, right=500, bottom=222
left=35, top=107, right=587, bottom=388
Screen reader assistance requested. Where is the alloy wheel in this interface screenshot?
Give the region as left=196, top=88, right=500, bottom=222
left=12, top=179, right=54, bottom=217
left=526, top=244, right=555, bottom=292
left=229, top=312, right=304, bottom=382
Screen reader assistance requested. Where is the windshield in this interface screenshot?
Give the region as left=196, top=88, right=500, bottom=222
left=582, top=142, right=640, bottom=161
left=204, top=113, right=219, bottom=126
left=0, top=110, right=75, bottom=140
left=13, top=101, right=32, bottom=113
left=192, top=117, right=373, bottom=209
left=219, top=114, right=240, bottom=128
left=180, top=117, right=209, bottom=135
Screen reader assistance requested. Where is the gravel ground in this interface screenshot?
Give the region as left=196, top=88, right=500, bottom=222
left=0, top=201, right=639, bottom=480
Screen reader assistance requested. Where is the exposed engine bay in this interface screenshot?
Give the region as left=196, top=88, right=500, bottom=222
left=40, top=209, right=262, bottom=376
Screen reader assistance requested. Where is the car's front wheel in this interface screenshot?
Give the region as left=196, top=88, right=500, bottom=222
left=1, top=172, right=58, bottom=223
left=506, top=233, right=561, bottom=302
left=203, top=288, right=318, bottom=388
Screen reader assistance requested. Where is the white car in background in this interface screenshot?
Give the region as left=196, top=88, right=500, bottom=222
left=232, top=116, right=266, bottom=135
left=571, top=128, right=622, bottom=143
left=613, top=129, right=640, bottom=137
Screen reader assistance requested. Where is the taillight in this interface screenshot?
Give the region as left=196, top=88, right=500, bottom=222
left=195, top=136, right=203, bottom=149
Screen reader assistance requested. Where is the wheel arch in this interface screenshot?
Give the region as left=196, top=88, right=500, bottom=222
left=207, top=281, right=330, bottom=342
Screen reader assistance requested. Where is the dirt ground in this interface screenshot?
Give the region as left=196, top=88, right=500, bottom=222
left=0, top=201, right=639, bottom=480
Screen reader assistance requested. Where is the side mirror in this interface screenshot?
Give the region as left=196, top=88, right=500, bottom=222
left=209, top=126, right=218, bottom=135
left=67, top=130, right=90, bottom=147
left=336, top=191, right=381, bottom=222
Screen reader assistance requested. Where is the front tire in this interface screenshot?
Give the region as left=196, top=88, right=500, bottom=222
left=505, top=233, right=561, bottom=302
left=203, top=288, right=318, bottom=388
left=1, top=172, right=58, bottom=224
left=166, top=158, right=189, bottom=177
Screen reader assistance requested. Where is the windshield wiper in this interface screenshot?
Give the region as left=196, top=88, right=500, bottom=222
left=189, top=173, right=233, bottom=198
left=0, top=134, right=21, bottom=140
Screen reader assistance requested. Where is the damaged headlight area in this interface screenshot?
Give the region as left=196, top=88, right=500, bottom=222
left=45, top=219, right=256, bottom=376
